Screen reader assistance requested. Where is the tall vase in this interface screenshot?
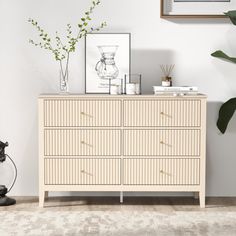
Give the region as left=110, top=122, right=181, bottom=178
left=59, top=67, right=69, bottom=93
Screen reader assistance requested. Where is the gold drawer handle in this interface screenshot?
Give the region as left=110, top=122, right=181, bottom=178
left=160, top=170, right=172, bottom=177
left=160, top=112, right=172, bottom=118
left=160, top=141, right=172, bottom=147
left=80, top=141, right=93, bottom=147
left=81, top=111, right=90, bottom=116
left=80, top=111, right=93, bottom=118
left=81, top=170, right=93, bottom=176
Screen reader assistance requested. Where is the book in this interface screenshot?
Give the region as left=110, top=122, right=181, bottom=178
left=153, top=86, right=198, bottom=93
left=153, top=91, right=199, bottom=96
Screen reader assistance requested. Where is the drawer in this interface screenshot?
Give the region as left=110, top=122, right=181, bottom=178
left=124, top=129, right=200, bottom=156
left=124, top=158, right=200, bottom=185
left=124, top=100, right=201, bottom=127
left=44, top=158, right=121, bottom=185
left=44, top=129, right=121, bottom=156
left=44, top=99, right=121, bottom=127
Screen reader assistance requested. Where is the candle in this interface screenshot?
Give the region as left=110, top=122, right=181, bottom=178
left=126, top=83, right=136, bottom=95
left=110, top=85, right=120, bottom=95
left=162, top=80, right=171, bottom=87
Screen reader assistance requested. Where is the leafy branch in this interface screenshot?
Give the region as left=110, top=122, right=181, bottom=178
left=28, top=0, right=106, bottom=62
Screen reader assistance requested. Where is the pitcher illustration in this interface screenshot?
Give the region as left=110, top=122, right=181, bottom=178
left=95, top=45, right=119, bottom=87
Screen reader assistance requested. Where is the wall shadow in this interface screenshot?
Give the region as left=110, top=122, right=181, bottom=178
left=206, top=101, right=236, bottom=196
left=131, top=49, right=175, bottom=94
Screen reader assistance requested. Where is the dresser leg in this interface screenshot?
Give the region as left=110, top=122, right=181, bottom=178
left=45, top=191, right=48, bottom=198
left=120, top=191, right=123, bottom=203
left=39, top=191, right=46, bottom=207
left=199, top=191, right=205, bottom=208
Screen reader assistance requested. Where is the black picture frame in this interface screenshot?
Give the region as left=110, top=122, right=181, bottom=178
left=160, top=0, right=232, bottom=18
left=85, top=33, right=131, bottom=94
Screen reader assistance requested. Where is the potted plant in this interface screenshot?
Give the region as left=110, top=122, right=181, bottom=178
left=211, top=11, right=236, bottom=134
left=28, top=0, right=106, bottom=93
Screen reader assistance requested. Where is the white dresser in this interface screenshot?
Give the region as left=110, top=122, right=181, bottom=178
left=38, top=94, right=207, bottom=207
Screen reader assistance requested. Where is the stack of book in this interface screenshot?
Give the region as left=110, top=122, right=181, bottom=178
left=153, top=86, right=198, bottom=95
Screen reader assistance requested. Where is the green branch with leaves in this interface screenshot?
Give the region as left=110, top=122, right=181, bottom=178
left=28, top=0, right=106, bottom=90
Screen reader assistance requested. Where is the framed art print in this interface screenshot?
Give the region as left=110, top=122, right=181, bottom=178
left=85, top=33, right=131, bottom=94
left=160, top=0, right=235, bottom=18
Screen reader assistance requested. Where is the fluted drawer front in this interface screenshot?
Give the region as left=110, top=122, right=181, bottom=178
left=44, top=100, right=121, bottom=127
left=124, top=158, right=200, bottom=185
left=124, top=129, right=200, bottom=156
left=44, top=129, right=121, bottom=156
left=45, top=158, right=121, bottom=185
left=124, top=100, right=201, bottom=127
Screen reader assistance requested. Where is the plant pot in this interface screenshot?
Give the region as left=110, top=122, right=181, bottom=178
left=161, top=76, right=172, bottom=87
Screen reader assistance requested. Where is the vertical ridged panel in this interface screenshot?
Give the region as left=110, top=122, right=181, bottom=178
left=124, top=129, right=200, bottom=156
left=44, top=158, right=121, bottom=185
left=45, top=129, right=121, bottom=156
left=124, top=100, right=201, bottom=127
left=44, top=100, right=121, bottom=127
left=124, top=159, right=200, bottom=185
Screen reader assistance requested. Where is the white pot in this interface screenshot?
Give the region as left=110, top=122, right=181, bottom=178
left=162, top=81, right=171, bottom=87
left=110, top=85, right=120, bottom=95
left=126, top=83, right=136, bottom=95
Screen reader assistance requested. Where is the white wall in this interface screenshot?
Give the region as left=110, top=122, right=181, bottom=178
left=1, top=0, right=236, bottom=196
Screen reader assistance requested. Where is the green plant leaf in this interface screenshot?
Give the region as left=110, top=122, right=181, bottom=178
left=217, top=97, right=236, bottom=133
left=28, top=0, right=106, bottom=63
left=211, top=50, right=236, bottom=64
left=225, top=10, right=236, bottom=25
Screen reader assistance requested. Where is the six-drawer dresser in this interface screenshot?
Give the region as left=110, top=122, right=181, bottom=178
left=38, top=94, right=207, bottom=207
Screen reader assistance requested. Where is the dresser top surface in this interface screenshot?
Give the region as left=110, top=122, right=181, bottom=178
left=39, top=93, right=207, bottom=99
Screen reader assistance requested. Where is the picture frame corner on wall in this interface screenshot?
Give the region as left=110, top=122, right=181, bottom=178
left=85, top=33, right=131, bottom=94
left=160, top=0, right=232, bottom=18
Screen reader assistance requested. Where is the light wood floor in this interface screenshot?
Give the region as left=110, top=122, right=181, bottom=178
left=2, top=197, right=236, bottom=212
